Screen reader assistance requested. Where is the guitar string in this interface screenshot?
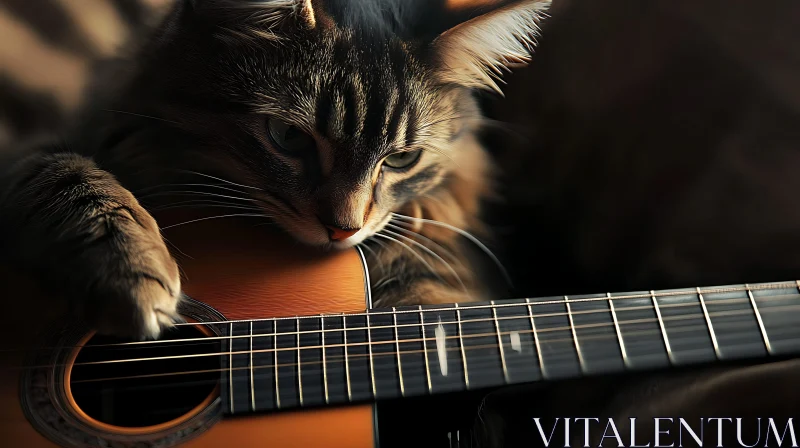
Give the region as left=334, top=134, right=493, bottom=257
left=11, top=200, right=791, bottom=385
left=0, top=295, right=755, bottom=353
left=170, top=282, right=799, bottom=327
left=69, top=302, right=800, bottom=367
left=3, top=285, right=796, bottom=354
left=9, top=301, right=797, bottom=373
left=5, top=292, right=796, bottom=362
left=67, top=313, right=783, bottom=386
left=69, top=340, right=546, bottom=385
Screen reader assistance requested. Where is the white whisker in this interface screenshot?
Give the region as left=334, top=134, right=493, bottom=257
left=102, top=109, right=181, bottom=125
left=385, top=222, right=460, bottom=264
left=357, top=242, right=387, bottom=278
left=373, top=276, right=398, bottom=291
left=153, top=203, right=265, bottom=213
left=374, top=233, right=447, bottom=286
left=136, top=183, right=251, bottom=195
left=369, top=234, right=393, bottom=254
left=160, top=213, right=273, bottom=230
left=153, top=198, right=261, bottom=208
left=383, top=228, right=468, bottom=294
left=177, top=170, right=261, bottom=190
left=391, top=213, right=513, bottom=287
left=140, top=190, right=257, bottom=203
left=162, top=235, right=194, bottom=263
left=252, top=193, right=286, bottom=212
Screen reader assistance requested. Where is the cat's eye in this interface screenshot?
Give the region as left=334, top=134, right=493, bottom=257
left=267, top=118, right=315, bottom=154
left=383, top=149, right=422, bottom=170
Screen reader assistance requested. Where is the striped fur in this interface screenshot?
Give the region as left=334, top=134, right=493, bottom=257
left=0, top=0, right=171, bottom=149
left=0, top=0, right=550, bottom=340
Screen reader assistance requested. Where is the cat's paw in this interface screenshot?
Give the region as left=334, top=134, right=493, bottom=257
left=3, top=154, right=182, bottom=341
left=87, top=271, right=182, bottom=341
left=76, top=204, right=183, bottom=341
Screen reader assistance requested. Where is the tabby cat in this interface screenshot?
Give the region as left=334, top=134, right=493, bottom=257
left=0, top=0, right=550, bottom=340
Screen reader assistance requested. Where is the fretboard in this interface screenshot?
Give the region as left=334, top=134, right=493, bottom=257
left=217, top=280, right=800, bottom=416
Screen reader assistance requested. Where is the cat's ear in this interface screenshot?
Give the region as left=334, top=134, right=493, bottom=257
left=188, top=0, right=331, bottom=36
left=430, top=0, right=551, bottom=94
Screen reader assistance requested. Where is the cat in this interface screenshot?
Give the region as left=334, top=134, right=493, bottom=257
left=5, top=2, right=800, bottom=447
left=0, top=0, right=551, bottom=341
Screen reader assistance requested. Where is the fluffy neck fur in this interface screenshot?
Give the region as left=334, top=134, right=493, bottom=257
left=0, top=0, right=551, bottom=340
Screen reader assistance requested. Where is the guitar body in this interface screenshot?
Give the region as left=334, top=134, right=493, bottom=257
left=5, top=210, right=800, bottom=448
left=0, top=216, right=377, bottom=448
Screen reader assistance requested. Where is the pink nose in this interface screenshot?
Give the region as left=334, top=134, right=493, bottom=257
left=326, top=226, right=359, bottom=241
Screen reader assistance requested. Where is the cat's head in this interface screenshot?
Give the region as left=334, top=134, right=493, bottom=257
left=132, top=0, right=550, bottom=249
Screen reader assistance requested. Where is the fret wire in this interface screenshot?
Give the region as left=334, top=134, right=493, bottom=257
left=419, top=306, right=432, bottom=393
left=17, top=297, right=765, bottom=360
left=564, top=296, right=586, bottom=374
left=173, top=282, right=800, bottom=329
left=249, top=321, right=255, bottom=412
left=74, top=303, right=800, bottom=372
left=367, top=313, right=377, bottom=398
left=58, top=298, right=800, bottom=383
left=454, top=303, right=470, bottom=389
left=520, top=316, right=746, bottom=347
left=746, top=284, right=772, bottom=355
left=490, top=301, right=510, bottom=383
left=228, top=322, right=234, bottom=413
left=321, top=316, right=329, bottom=404
left=118, top=335, right=632, bottom=376
left=274, top=326, right=280, bottom=409
left=525, top=298, right=546, bottom=378
left=78, top=311, right=800, bottom=387
left=392, top=307, right=406, bottom=396
left=296, top=319, right=303, bottom=406
left=114, top=294, right=791, bottom=350
left=534, top=321, right=716, bottom=345
left=607, top=293, right=630, bottom=368
left=651, top=291, right=674, bottom=363
left=343, top=315, right=352, bottom=401
left=696, top=287, right=721, bottom=359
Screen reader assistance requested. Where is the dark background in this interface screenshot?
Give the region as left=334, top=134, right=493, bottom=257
left=3, top=0, right=798, bottom=299
left=379, top=1, right=800, bottom=446
left=2, top=0, right=800, bottom=446
left=480, top=0, right=800, bottom=301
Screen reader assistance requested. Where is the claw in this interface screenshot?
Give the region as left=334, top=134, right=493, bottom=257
left=142, top=311, right=163, bottom=341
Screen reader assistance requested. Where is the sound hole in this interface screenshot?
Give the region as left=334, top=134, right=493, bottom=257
left=69, top=325, right=220, bottom=428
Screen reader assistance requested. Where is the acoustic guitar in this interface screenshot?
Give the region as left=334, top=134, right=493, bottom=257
left=1, top=214, right=799, bottom=448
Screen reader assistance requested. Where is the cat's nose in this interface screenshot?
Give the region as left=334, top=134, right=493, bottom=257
left=325, top=225, right=360, bottom=241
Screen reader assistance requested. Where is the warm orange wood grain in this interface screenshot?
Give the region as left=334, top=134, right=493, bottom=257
left=161, top=216, right=368, bottom=320
left=0, top=214, right=374, bottom=448
left=446, top=0, right=503, bottom=10
left=182, top=406, right=375, bottom=448
left=163, top=217, right=375, bottom=448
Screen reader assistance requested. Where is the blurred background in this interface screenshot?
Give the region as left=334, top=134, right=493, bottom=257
left=2, top=0, right=800, bottom=300
left=480, top=0, right=800, bottom=299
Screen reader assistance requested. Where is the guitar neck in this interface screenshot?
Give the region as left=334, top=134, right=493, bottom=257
left=218, top=280, right=800, bottom=416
